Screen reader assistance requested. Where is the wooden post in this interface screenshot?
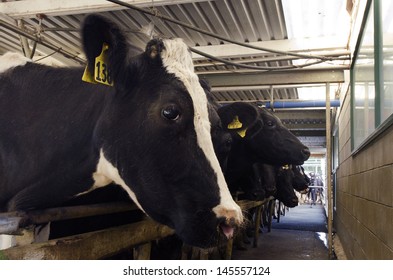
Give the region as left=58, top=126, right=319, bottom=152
left=268, top=199, right=275, bottom=231
left=199, top=249, right=209, bottom=260
left=0, top=219, right=174, bottom=260
left=253, top=204, right=263, bottom=248
left=133, top=242, right=151, bottom=260
left=225, top=238, right=233, bottom=260
left=181, top=244, right=192, bottom=260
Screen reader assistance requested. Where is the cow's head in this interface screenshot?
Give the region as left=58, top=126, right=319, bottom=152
left=82, top=14, right=242, bottom=248
left=244, top=107, right=310, bottom=165
left=292, top=165, right=309, bottom=192
left=208, top=99, right=259, bottom=173
left=276, top=165, right=298, bottom=208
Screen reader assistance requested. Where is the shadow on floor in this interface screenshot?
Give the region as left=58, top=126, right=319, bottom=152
left=232, top=203, right=329, bottom=260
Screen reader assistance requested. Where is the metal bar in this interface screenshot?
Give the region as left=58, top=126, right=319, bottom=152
left=326, top=82, right=333, bottom=259
left=374, top=0, right=382, bottom=127
left=17, top=20, right=31, bottom=58
left=263, top=100, right=340, bottom=109
left=194, top=52, right=350, bottom=67
left=0, top=19, right=84, bottom=64
left=0, top=217, right=23, bottom=235
left=205, top=69, right=345, bottom=88
left=196, top=64, right=349, bottom=76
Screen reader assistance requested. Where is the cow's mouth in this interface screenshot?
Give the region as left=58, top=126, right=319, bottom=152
left=219, top=223, right=235, bottom=239
left=218, top=217, right=237, bottom=239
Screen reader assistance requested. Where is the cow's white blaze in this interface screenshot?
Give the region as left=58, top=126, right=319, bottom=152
left=160, top=39, right=242, bottom=224
left=90, top=149, right=145, bottom=212
left=0, top=52, right=30, bottom=73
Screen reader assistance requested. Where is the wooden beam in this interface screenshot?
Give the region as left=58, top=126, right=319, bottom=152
left=0, top=219, right=174, bottom=260
left=0, top=202, right=138, bottom=234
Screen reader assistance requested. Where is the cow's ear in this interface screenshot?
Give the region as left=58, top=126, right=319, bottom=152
left=217, top=102, right=259, bottom=137
left=82, top=14, right=132, bottom=87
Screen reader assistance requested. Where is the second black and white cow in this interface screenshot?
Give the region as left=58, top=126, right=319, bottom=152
left=0, top=14, right=243, bottom=248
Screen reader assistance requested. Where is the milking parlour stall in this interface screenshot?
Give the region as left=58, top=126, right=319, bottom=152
left=0, top=0, right=392, bottom=278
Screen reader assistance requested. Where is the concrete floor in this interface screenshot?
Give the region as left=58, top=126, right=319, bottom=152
left=232, top=203, right=329, bottom=260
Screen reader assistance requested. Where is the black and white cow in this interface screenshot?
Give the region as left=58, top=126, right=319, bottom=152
left=0, top=14, right=243, bottom=248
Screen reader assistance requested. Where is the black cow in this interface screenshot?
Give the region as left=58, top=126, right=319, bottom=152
left=0, top=14, right=243, bottom=248
left=252, top=163, right=298, bottom=208
left=223, top=105, right=310, bottom=199
left=275, top=165, right=299, bottom=208
left=292, top=165, right=310, bottom=192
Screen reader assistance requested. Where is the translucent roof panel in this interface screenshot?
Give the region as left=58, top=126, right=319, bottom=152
left=297, top=86, right=338, bottom=100
left=282, top=0, right=350, bottom=40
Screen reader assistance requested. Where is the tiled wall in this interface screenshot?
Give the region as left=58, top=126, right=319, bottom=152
left=334, top=91, right=393, bottom=259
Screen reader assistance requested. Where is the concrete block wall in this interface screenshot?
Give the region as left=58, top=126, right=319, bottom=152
left=334, top=91, right=393, bottom=259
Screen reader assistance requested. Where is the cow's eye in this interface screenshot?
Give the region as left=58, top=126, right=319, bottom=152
left=266, top=120, right=274, bottom=126
left=162, top=106, right=180, bottom=121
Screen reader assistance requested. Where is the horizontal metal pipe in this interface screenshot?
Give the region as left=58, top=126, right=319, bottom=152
left=261, top=100, right=340, bottom=109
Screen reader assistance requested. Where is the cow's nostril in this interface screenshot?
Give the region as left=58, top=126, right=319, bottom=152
left=227, top=217, right=236, bottom=227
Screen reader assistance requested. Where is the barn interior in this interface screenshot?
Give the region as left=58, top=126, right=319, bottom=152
left=0, top=0, right=392, bottom=261
left=0, top=0, right=349, bottom=161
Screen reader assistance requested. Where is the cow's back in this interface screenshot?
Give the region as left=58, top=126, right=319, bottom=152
left=0, top=62, right=110, bottom=210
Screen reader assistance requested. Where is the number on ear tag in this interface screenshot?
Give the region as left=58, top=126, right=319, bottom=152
left=82, top=43, right=113, bottom=86
left=94, top=43, right=113, bottom=86
left=228, top=115, right=243, bottom=129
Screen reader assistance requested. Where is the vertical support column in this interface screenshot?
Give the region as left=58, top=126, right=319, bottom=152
left=326, top=82, right=333, bottom=259
left=269, top=85, right=274, bottom=110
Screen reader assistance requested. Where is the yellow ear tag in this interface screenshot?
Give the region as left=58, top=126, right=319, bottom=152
left=82, top=43, right=114, bottom=86
left=228, top=115, right=243, bottom=129
left=282, top=164, right=289, bottom=170
left=237, top=128, right=247, bottom=138
left=82, top=64, right=96, bottom=84
left=94, top=43, right=113, bottom=86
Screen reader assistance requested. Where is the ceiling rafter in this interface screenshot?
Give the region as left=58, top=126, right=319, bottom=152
left=0, top=0, right=205, bottom=19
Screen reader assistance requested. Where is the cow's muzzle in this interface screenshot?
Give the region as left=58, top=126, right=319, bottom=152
left=213, top=204, right=243, bottom=239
